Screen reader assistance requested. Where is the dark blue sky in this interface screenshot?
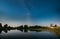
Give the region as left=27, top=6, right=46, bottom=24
left=0, top=0, right=60, bottom=26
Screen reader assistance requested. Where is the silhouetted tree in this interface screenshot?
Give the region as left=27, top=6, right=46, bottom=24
left=8, top=26, right=11, bottom=28
left=20, top=25, right=23, bottom=29
left=55, top=24, right=57, bottom=27
left=24, top=25, right=28, bottom=29
left=17, top=25, right=23, bottom=32
left=24, top=25, right=28, bottom=32
left=4, top=24, right=8, bottom=28
left=34, top=25, right=40, bottom=28
left=0, top=23, right=2, bottom=28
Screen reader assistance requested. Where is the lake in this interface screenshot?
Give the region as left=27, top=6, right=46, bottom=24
left=0, top=30, right=60, bottom=39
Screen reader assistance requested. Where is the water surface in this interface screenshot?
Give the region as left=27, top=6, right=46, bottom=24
left=0, top=30, right=60, bottom=39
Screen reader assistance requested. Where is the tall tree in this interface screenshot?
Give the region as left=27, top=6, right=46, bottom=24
left=0, top=23, right=2, bottom=28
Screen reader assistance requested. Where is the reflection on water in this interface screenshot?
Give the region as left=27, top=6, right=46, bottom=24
left=0, top=29, right=60, bottom=39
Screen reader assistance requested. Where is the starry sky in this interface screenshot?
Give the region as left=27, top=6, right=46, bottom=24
left=0, top=0, right=60, bottom=26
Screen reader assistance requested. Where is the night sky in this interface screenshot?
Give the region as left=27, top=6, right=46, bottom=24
left=0, top=0, right=60, bottom=26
